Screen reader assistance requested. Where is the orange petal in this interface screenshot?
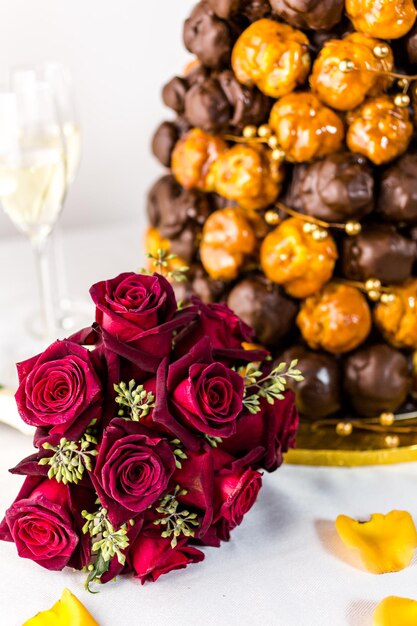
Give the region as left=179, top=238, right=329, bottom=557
left=335, top=510, right=417, bottom=574
left=22, top=588, right=99, bottom=626
left=373, top=596, right=417, bottom=626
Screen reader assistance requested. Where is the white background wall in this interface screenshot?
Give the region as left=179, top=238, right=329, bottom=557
left=0, top=0, right=195, bottom=237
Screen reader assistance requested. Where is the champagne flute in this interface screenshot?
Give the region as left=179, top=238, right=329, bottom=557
left=0, top=84, right=66, bottom=340
left=11, top=64, right=89, bottom=332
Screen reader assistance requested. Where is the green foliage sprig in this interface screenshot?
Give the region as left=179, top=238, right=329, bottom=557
left=170, top=439, right=188, bottom=470
left=114, top=380, right=155, bottom=421
left=82, top=502, right=133, bottom=592
left=204, top=434, right=223, bottom=448
left=141, top=248, right=189, bottom=282
left=39, top=429, right=98, bottom=485
left=153, top=485, right=199, bottom=548
left=242, top=360, right=303, bottom=415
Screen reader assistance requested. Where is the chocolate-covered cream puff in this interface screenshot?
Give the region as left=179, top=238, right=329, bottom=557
left=344, top=344, right=410, bottom=417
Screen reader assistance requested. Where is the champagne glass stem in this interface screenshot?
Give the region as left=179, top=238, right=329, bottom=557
left=32, top=235, right=56, bottom=341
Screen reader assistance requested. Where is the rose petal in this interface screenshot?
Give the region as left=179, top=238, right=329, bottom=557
left=373, top=596, right=417, bottom=626
left=335, top=510, right=417, bottom=574
left=22, top=588, right=99, bottom=626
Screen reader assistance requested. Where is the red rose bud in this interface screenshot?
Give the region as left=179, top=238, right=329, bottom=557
left=221, top=391, right=299, bottom=471
left=213, top=468, right=262, bottom=541
left=175, top=299, right=255, bottom=360
left=15, top=340, right=103, bottom=438
left=0, top=476, right=87, bottom=571
left=91, top=419, right=176, bottom=527
left=173, top=445, right=215, bottom=535
left=130, top=532, right=204, bottom=584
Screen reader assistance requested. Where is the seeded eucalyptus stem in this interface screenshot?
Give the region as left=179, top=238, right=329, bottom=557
left=242, top=360, right=303, bottom=414
left=82, top=502, right=134, bottom=592
left=114, top=380, right=155, bottom=421
left=141, top=249, right=189, bottom=282
left=39, top=431, right=98, bottom=484
left=153, top=485, right=200, bottom=548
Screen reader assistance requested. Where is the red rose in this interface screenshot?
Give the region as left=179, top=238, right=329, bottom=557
left=221, top=391, right=299, bottom=471
left=15, top=340, right=102, bottom=438
left=91, top=419, right=176, bottom=527
left=154, top=338, right=244, bottom=448
left=213, top=468, right=262, bottom=541
left=130, top=532, right=204, bottom=584
left=172, top=445, right=215, bottom=536
left=90, top=273, right=194, bottom=366
left=0, top=476, right=89, bottom=571
left=176, top=299, right=256, bottom=360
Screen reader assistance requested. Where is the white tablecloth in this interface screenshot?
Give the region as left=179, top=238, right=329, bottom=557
left=1, top=225, right=417, bottom=626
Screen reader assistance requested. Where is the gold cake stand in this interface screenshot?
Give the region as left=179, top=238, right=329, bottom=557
left=286, top=416, right=417, bottom=467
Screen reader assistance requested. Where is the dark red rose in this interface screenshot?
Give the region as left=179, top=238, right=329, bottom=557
left=173, top=444, right=215, bottom=536
left=154, top=338, right=245, bottom=448
left=221, top=391, right=299, bottom=471
left=172, top=361, right=244, bottom=436
left=91, top=419, right=176, bottom=527
left=15, top=340, right=102, bottom=438
left=89, top=273, right=194, bottom=368
left=0, top=476, right=89, bottom=571
left=91, top=272, right=177, bottom=336
left=175, top=299, right=257, bottom=361
left=213, top=468, right=262, bottom=541
left=130, top=532, right=204, bottom=584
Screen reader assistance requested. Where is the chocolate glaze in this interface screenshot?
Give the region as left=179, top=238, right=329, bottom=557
left=227, top=275, right=298, bottom=346
left=286, top=153, right=374, bottom=223
left=282, top=345, right=342, bottom=418
left=269, top=0, right=344, bottom=31
left=183, top=2, right=234, bottom=69
left=151, top=118, right=191, bottom=168
left=147, top=175, right=212, bottom=262
left=184, top=70, right=271, bottom=133
left=406, top=22, right=417, bottom=64
left=207, top=0, right=271, bottom=20
left=343, top=224, right=416, bottom=285
left=378, top=154, right=417, bottom=223
left=151, top=122, right=179, bottom=168
left=185, top=78, right=231, bottom=133
left=344, top=344, right=411, bottom=417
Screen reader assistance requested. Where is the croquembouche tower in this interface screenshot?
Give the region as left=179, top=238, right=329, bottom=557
left=146, top=0, right=417, bottom=460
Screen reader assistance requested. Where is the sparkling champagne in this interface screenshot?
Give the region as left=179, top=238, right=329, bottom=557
left=0, top=148, right=66, bottom=239
left=63, top=122, right=81, bottom=184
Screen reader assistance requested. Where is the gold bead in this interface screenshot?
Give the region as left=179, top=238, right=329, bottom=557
left=243, top=125, right=257, bottom=139
left=268, top=135, right=279, bottom=150
left=368, top=289, right=381, bottom=302
left=336, top=422, right=353, bottom=437
left=380, top=412, right=395, bottom=427
left=345, top=221, right=362, bottom=236
left=385, top=435, right=400, bottom=448
left=258, top=124, right=272, bottom=139
left=312, top=228, right=328, bottom=241
left=380, top=293, right=395, bottom=304
left=394, top=93, right=410, bottom=108
left=339, top=58, right=355, bottom=72
left=271, top=148, right=286, bottom=162
left=264, top=210, right=280, bottom=226
left=373, top=44, right=390, bottom=59
left=302, top=222, right=316, bottom=234
left=365, top=278, right=382, bottom=292
left=397, top=78, right=410, bottom=90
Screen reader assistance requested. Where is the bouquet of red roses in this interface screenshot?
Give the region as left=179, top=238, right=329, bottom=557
left=0, top=270, right=300, bottom=588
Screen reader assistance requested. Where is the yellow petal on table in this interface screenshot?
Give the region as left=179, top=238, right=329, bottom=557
left=373, top=596, right=417, bottom=626
left=335, top=510, right=417, bottom=574
left=22, top=588, right=99, bottom=626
